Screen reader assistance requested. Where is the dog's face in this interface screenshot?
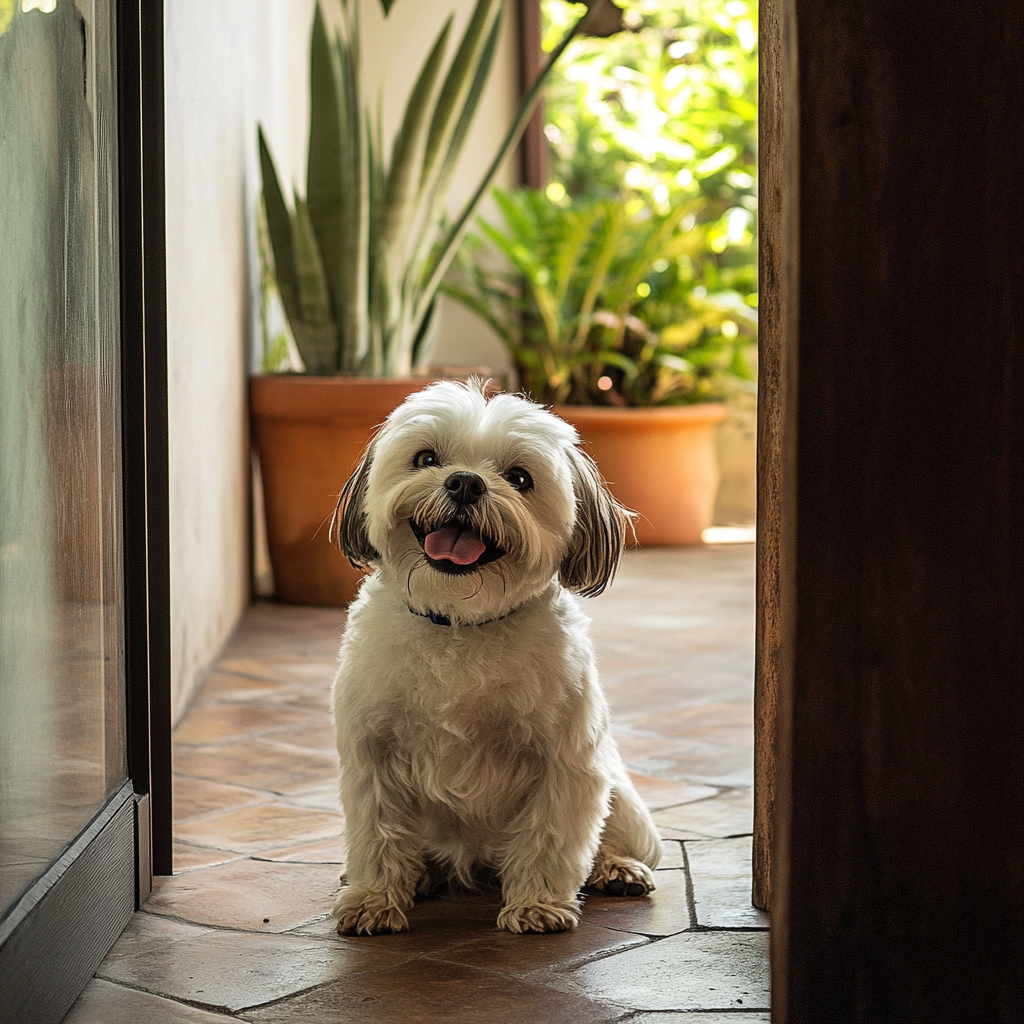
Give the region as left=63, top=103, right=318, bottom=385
left=335, top=381, right=629, bottom=623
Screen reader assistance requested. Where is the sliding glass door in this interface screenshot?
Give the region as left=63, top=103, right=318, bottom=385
left=0, top=0, right=127, bottom=921
left=0, top=2, right=161, bottom=1020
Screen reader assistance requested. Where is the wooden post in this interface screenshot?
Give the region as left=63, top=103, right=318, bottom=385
left=771, top=1, right=1023, bottom=1018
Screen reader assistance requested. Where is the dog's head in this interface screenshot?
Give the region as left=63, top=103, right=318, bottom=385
left=334, top=380, right=631, bottom=623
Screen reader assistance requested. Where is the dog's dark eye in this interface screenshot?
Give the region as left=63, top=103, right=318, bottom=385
left=413, top=449, right=439, bottom=469
left=503, top=466, right=533, bottom=492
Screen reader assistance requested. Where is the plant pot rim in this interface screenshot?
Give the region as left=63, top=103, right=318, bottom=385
left=552, top=402, right=728, bottom=430
left=250, top=374, right=433, bottom=423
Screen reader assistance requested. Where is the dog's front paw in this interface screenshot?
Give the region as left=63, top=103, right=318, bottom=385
left=497, top=900, right=580, bottom=934
left=333, top=887, right=412, bottom=936
left=588, top=855, right=656, bottom=897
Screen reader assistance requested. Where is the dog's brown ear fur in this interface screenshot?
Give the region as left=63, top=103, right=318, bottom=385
left=331, top=439, right=380, bottom=568
left=559, top=446, right=632, bottom=597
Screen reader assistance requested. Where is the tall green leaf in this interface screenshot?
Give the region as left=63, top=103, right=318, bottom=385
left=306, top=4, right=345, bottom=346
left=291, top=197, right=337, bottom=373
left=413, top=5, right=592, bottom=334
left=334, top=0, right=369, bottom=372
left=381, top=17, right=452, bottom=269
left=257, top=129, right=301, bottom=334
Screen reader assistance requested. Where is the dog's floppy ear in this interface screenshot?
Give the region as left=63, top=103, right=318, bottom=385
left=331, top=438, right=380, bottom=568
left=559, top=446, right=632, bottom=597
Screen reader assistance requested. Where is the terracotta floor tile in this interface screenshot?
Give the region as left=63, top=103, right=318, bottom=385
left=84, top=545, right=764, bottom=1021
left=686, top=836, right=768, bottom=930
left=629, top=701, right=753, bottom=743
left=190, top=671, right=298, bottom=706
left=99, top=928, right=410, bottom=1014
left=308, top=901, right=501, bottom=958
left=583, top=868, right=692, bottom=936
left=174, top=702, right=318, bottom=746
left=173, top=774, right=274, bottom=822
left=293, top=885, right=649, bottom=969
left=102, top=911, right=216, bottom=962
left=657, top=839, right=685, bottom=869
left=215, top=657, right=337, bottom=686
left=255, top=835, right=346, bottom=864
left=174, top=803, right=342, bottom=855
left=281, top=781, right=343, bottom=812
left=623, top=743, right=753, bottom=788
left=173, top=841, right=245, bottom=873
left=264, top=718, right=337, bottom=754
left=652, top=788, right=753, bottom=839
left=442, top=918, right=650, bottom=976
left=144, top=858, right=342, bottom=932
left=63, top=979, right=239, bottom=1024
left=173, top=738, right=338, bottom=795
left=240, top=957, right=623, bottom=1024
left=627, top=772, right=718, bottom=810
left=555, top=930, right=769, bottom=1012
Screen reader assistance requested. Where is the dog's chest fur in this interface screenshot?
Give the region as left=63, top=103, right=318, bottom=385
left=334, top=578, right=607, bottom=830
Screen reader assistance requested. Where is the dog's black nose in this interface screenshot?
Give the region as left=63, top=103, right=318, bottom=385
left=444, top=471, right=486, bottom=506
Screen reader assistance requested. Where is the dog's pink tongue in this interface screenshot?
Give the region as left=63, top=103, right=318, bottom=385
left=423, top=525, right=486, bottom=565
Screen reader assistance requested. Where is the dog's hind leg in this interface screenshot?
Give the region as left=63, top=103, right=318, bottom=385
left=588, top=762, right=661, bottom=897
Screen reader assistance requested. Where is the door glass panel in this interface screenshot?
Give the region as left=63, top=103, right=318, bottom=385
left=0, top=0, right=125, bottom=919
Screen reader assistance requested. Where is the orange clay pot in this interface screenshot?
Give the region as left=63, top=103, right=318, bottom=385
left=251, top=376, right=432, bottom=606
left=553, top=403, right=728, bottom=547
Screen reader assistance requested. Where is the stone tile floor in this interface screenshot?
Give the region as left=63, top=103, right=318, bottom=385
left=64, top=544, right=768, bottom=1023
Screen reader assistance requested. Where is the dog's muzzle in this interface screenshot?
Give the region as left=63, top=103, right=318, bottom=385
left=410, top=516, right=505, bottom=575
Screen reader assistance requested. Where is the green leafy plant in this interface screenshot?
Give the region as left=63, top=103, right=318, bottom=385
left=541, top=0, right=758, bottom=311
left=443, top=186, right=755, bottom=406
left=257, top=0, right=590, bottom=376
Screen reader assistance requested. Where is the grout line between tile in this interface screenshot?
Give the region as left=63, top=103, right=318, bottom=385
left=680, top=840, right=700, bottom=931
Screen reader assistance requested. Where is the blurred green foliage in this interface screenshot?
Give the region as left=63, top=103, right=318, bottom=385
left=444, top=0, right=758, bottom=406
left=444, top=187, right=756, bottom=405
left=542, top=0, right=758, bottom=307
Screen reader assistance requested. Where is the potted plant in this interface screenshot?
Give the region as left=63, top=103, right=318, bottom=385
left=251, top=0, right=595, bottom=604
left=442, top=186, right=756, bottom=544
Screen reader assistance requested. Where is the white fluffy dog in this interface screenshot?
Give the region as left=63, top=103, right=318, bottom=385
left=330, top=380, right=661, bottom=936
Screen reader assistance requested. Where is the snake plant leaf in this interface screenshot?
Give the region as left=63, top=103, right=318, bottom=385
left=291, top=197, right=338, bottom=373
left=307, top=3, right=348, bottom=347
left=410, top=295, right=438, bottom=367
left=382, top=16, right=452, bottom=253
left=414, top=5, right=592, bottom=332
left=333, top=1, right=369, bottom=372
left=377, top=0, right=397, bottom=14
left=257, top=129, right=301, bottom=334
left=401, top=1, right=502, bottom=361
left=421, top=0, right=496, bottom=189
left=431, top=6, right=502, bottom=198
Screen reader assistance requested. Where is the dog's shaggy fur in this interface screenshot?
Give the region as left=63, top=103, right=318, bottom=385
left=331, top=381, right=661, bottom=935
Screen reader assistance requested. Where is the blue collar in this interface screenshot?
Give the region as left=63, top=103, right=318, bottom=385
left=408, top=605, right=520, bottom=628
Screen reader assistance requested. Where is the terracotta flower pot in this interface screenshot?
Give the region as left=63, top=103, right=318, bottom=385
left=251, top=375, right=432, bottom=606
left=553, top=403, right=728, bottom=546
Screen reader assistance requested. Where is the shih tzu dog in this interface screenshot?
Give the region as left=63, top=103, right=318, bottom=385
left=330, top=380, right=661, bottom=936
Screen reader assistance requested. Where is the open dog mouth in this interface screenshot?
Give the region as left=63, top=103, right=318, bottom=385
left=410, top=519, right=506, bottom=575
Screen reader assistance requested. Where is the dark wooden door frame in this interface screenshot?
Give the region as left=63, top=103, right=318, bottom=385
left=755, top=0, right=1022, bottom=1018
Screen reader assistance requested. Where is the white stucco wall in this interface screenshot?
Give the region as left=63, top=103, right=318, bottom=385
left=164, top=0, right=313, bottom=721
left=164, top=0, right=519, bottom=719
